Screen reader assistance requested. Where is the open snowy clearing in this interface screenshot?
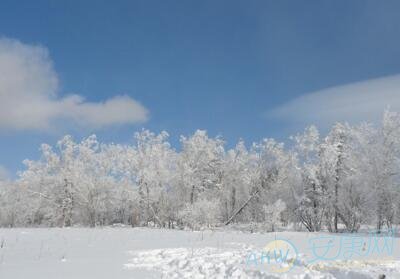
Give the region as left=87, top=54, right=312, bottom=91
left=0, top=228, right=398, bottom=279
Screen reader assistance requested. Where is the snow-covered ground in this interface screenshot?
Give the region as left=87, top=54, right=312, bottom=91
left=0, top=227, right=398, bottom=278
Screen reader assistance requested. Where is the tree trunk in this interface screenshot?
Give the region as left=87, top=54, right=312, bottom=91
left=190, top=185, right=195, bottom=204
left=225, top=188, right=261, bottom=225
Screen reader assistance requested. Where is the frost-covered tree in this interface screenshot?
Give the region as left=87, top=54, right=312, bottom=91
left=360, top=110, right=400, bottom=231
left=293, top=124, right=369, bottom=232
left=292, top=126, right=327, bottom=232
left=263, top=199, right=286, bottom=232
left=131, top=130, right=177, bottom=226
left=219, top=140, right=251, bottom=223
left=323, top=123, right=354, bottom=232
left=225, top=138, right=291, bottom=225
left=178, top=130, right=224, bottom=206
left=178, top=198, right=220, bottom=229
left=322, top=123, right=370, bottom=232
left=2, top=109, right=400, bottom=232
left=18, top=135, right=131, bottom=227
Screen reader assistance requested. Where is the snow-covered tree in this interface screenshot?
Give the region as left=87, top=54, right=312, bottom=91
left=130, top=130, right=177, bottom=226
left=263, top=199, right=286, bottom=232
left=219, top=140, right=252, bottom=223
left=178, top=130, right=224, bottom=204
left=292, top=126, right=327, bottom=232
left=2, top=109, right=400, bottom=232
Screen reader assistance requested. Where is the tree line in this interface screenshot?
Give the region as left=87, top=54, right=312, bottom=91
left=1, top=110, right=399, bottom=232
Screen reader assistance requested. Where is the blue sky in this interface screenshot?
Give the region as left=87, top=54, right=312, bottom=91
left=1, top=0, right=400, bottom=178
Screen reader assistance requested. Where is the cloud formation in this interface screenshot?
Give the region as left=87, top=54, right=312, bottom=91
left=0, top=38, right=148, bottom=131
left=269, top=74, right=400, bottom=129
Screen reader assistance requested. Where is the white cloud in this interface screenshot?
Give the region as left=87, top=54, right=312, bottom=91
left=0, top=38, right=148, bottom=131
left=268, top=74, right=400, bottom=129
left=0, top=165, right=9, bottom=181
